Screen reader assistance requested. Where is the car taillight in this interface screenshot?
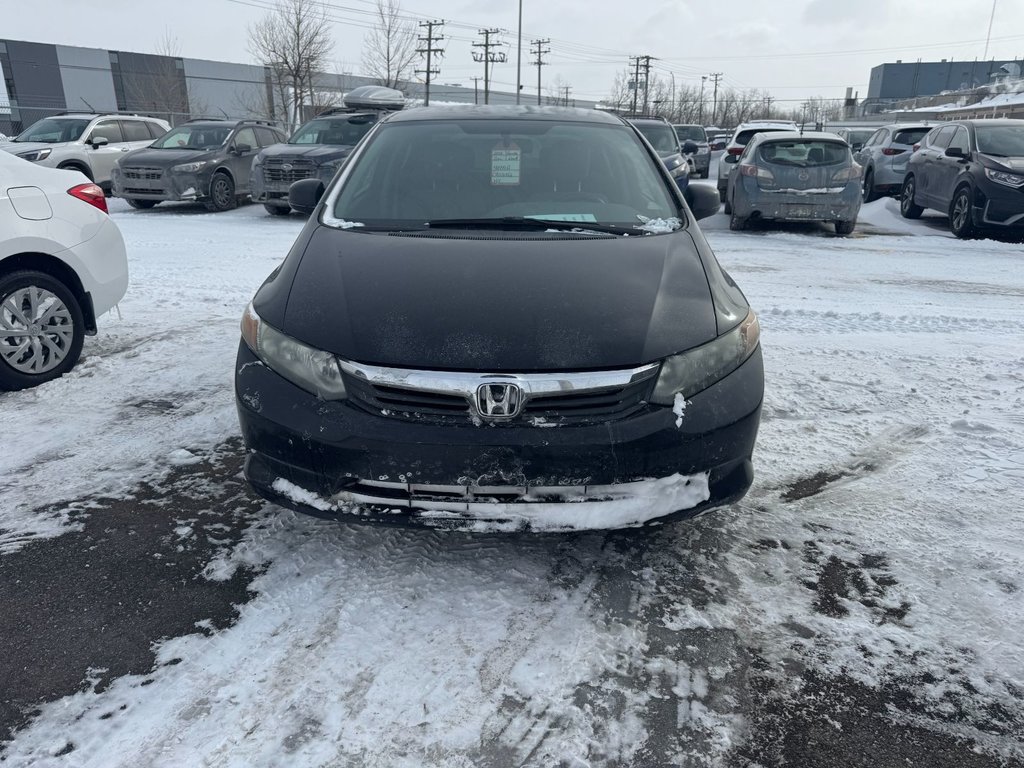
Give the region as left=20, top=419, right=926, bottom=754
left=881, top=147, right=906, bottom=156
left=740, top=164, right=775, bottom=182
left=832, top=165, right=862, bottom=182
left=727, top=147, right=744, bottom=155
left=68, top=183, right=108, bottom=214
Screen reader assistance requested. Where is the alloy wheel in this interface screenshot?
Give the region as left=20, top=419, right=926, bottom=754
left=0, top=286, right=75, bottom=374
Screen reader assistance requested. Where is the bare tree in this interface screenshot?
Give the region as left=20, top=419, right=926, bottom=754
left=249, top=0, right=334, bottom=130
left=362, top=0, right=417, bottom=90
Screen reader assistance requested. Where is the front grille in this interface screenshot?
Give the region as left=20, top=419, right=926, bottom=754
left=122, top=167, right=164, bottom=181
left=263, top=158, right=315, bottom=184
left=344, top=367, right=657, bottom=425
left=124, top=187, right=165, bottom=196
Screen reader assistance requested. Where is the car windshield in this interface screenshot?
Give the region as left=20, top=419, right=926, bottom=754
left=330, top=118, right=681, bottom=231
left=758, top=140, right=849, bottom=166
left=674, top=125, right=706, bottom=142
left=15, top=118, right=92, bottom=143
left=151, top=125, right=231, bottom=149
left=892, top=128, right=930, bottom=146
left=976, top=125, right=1024, bottom=157
left=634, top=122, right=680, bottom=154
left=289, top=116, right=376, bottom=145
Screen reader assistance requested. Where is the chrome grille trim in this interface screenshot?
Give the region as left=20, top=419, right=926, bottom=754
left=338, top=359, right=659, bottom=400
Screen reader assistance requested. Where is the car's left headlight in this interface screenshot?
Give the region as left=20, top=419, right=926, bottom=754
left=240, top=302, right=347, bottom=400
left=985, top=168, right=1024, bottom=188
left=697, top=146, right=710, bottom=155
left=17, top=148, right=51, bottom=162
left=651, top=310, right=760, bottom=404
left=171, top=160, right=210, bottom=174
left=318, top=161, right=341, bottom=180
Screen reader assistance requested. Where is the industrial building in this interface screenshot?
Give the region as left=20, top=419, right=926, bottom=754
left=0, top=38, right=593, bottom=136
left=863, top=58, right=1024, bottom=113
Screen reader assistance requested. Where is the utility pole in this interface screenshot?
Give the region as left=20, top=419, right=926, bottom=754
left=416, top=20, right=445, bottom=107
left=562, top=85, right=571, bottom=106
left=471, top=76, right=482, bottom=105
left=640, top=55, right=654, bottom=114
left=629, top=56, right=641, bottom=115
left=709, top=72, right=723, bottom=125
left=515, top=0, right=523, bottom=104
left=763, top=94, right=774, bottom=118
left=472, top=28, right=507, bottom=105
left=699, top=75, right=707, bottom=124
left=531, top=39, right=550, bottom=106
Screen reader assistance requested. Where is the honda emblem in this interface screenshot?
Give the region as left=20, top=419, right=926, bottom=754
left=475, top=383, right=523, bottom=420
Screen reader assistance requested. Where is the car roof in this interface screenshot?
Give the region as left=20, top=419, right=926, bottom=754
left=735, top=121, right=798, bottom=129
left=948, top=118, right=1024, bottom=127
left=384, top=105, right=625, bottom=125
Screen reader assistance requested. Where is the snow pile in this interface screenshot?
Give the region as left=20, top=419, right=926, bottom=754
left=635, top=216, right=682, bottom=234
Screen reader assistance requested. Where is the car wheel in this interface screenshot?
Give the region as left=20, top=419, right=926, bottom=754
left=206, top=172, right=237, bottom=212
left=900, top=176, right=923, bottom=219
left=723, top=192, right=732, bottom=215
left=57, top=162, right=93, bottom=181
left=862, top=169, right=878, bottom=203
left=834, top=219, right=856, bottom=236
left=719, top=186, right=728, bottom=203
left=949, top=186, right=976, bottom=239
left=0, top=270, right=85, bottom=391
left=264, top=203, right=291, bottom=216
left=126, top=199, right=158, bottom=210
left=729, top=211, right=747, bottom=231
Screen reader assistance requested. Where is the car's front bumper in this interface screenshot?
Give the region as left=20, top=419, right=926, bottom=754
left=111, top=168, right=210, bottom=202
left=234, top=342, right=764, bottom=531
left=973, top=180, right=1024, bottom=228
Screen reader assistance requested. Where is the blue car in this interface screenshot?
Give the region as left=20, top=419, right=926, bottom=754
left=629, top=117, right=694, bottom=194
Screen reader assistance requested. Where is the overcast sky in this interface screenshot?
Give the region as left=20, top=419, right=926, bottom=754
left=4, top=0, right=1024, bottom=105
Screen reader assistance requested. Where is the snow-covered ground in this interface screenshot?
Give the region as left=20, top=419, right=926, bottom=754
left=1, top=195, right=1022, bottom=765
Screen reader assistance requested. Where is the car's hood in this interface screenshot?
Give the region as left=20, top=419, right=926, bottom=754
left=118, top=148, right=213, bottom=167
left=273, top=226, right=718, bottom=371
left=260, top=144, right=355, bottom=162
left=981, top=154, right=1024, bottom=172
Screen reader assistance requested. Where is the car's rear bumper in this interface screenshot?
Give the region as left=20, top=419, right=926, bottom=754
left=734, top=180, right=862, bottom=222
left=234, top=342, right=764, bottom=531
left=67, top=217, right=128, bottom=316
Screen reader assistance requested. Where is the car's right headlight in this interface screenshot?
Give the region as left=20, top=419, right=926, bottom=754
left=651, top=310, right=760, bottom=404
left=240, top=302, right=347, bottom=400
left=17, top=148, right=52, bottom=162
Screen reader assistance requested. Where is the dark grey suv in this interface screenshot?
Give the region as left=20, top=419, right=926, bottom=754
left=111, top=119, right=287, bottom=211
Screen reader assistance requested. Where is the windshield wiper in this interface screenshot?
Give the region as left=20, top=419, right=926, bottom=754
left=424, top=217, right=633, bottom=235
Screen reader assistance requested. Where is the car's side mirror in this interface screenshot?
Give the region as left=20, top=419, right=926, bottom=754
left=233, top=143, right=253, bottom=155
left=289, top=178, right=325, bottom=215
left=89, top=136, right=109, bottom=149
left=681, top=140, right=699, bottom=155
left=723, top=154, right=739, bottom=164
left=944, top=146, right=967, bottom=159
left=685, top=184, right=722, bottom=221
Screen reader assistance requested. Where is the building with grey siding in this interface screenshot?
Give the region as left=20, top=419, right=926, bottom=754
left=0, top=38, right=594, bottom=136
left=864, top=59, right=1024, bottom=114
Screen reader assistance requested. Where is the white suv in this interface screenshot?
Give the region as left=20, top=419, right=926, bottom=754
left=1, top=113, right=169, bottom=191
left=0, top=151, right=129, bottom=390
left=717, top=120, right=799, bottom=201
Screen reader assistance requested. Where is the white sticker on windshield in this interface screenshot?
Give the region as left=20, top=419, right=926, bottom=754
left=491, top=143, right=521, bottom=186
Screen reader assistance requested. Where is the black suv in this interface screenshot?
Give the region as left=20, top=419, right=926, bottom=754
left=252, top=86, right=405, bottom=216
left=111, top=119, right=287, bottom=211
left=901, top=118, right=1024, bottom=238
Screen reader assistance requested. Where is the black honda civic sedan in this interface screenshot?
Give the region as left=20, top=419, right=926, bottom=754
left=235, top=106, right=763, bottom=532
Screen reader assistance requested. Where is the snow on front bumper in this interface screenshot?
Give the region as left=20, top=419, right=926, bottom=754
left=270, top=472, right=711, bottom=532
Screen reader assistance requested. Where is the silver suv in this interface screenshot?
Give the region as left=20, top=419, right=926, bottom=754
left=0, top=113, right=170, bottom=191
left=853, top=123, right=933, bottom=202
